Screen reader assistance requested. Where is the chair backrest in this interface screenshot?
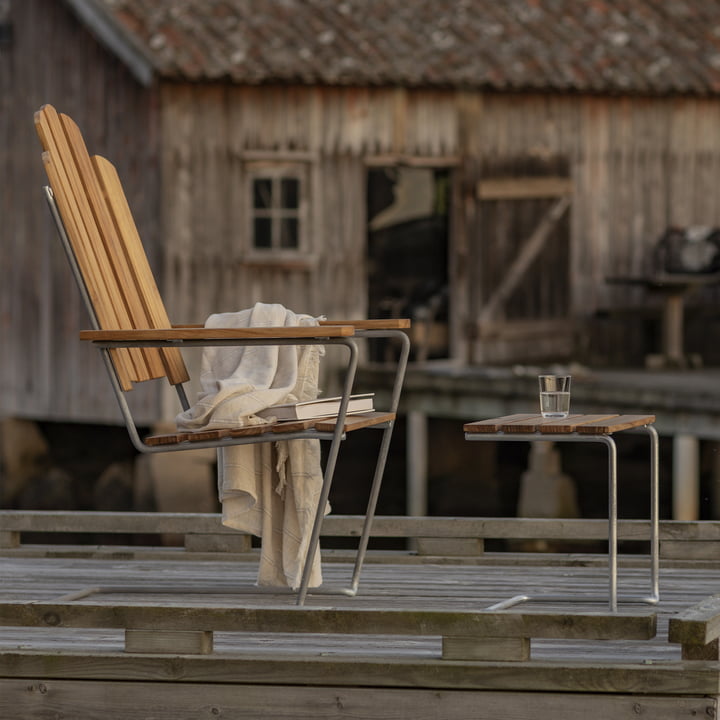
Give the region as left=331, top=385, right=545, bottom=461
left=35, top=104, right=189, bottom=391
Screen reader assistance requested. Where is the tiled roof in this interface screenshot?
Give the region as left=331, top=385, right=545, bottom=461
left=84, top=0, right=720, bottom=94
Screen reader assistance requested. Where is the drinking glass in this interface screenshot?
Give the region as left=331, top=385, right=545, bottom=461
left=538, top=375, right=571, bottom=419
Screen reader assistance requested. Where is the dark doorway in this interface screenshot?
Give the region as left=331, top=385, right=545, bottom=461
left=367, top=166, right=450, bottom=361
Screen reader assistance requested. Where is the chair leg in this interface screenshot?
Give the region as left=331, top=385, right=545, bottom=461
left=296, top=332, right=406, bottom=606
left=296, top=430, right=345, bottom=606
left=296, top=420, right=396, bottom=606
left=349, top=421, right=395, bottom=595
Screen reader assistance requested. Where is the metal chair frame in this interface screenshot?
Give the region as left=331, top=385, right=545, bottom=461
left=44, top=185, right=410, bottom=606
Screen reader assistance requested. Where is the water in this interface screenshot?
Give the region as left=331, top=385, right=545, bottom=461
left=540, top=391, right=570, bottom=418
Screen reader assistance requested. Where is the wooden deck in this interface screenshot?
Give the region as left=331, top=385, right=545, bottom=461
left=1, top=511, right=720, bottom=719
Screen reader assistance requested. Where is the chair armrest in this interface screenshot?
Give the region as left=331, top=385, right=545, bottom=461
left=320, top=319, right=411, bottom=330
left=170, top=320, right=411, bottom=330
left=79, top=326, right=355, bottom=342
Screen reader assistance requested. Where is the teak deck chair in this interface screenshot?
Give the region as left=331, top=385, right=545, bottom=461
left=35, top=104, right=410, bottom=606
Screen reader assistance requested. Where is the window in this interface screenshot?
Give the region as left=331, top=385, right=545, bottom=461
left=0, top=0, right=12, bottom=47
left=247, top=164, right=307, bottom=255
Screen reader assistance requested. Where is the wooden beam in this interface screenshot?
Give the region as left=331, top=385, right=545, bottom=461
left=474, top=318, right=574, bottom=341
left=4, top=511, right=720, bottom=543
left=477, top=176, right=573, bottom=200
left=364, top=154, right=460, bottom=168
left=1, top=656, right=719, bottom=697
left=669, top=594, right=720, bottom=649
left=0, top=680, right=712, bottom=720
left=0, top=602, right=656, bottom=642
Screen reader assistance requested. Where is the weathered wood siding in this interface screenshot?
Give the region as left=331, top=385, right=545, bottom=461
left=159, top=86, right=720, bottom=370
left=0, top=0, right=161, bottom=423
left=160, top=85, right=456, bottom=325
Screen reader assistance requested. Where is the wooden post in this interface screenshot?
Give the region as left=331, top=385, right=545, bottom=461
left=673, top=434, right=699, bottom=521
left=184, top=533, right=252, bottom=553
left=407, top=410, right=428, bottom=518
left=442, top=635, right=530, bottom=661
left=0, top=531, right=20, bottom=549
left=662, top=292, right=685, bottom=365
left=125, top=629, right=214, bottom=655
left=713, top=441, right=720, bottom=520
left=668, top=594, right=720, bottom=660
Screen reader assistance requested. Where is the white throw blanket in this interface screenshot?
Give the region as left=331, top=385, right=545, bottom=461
left=176, top=302, right=327, bottom=589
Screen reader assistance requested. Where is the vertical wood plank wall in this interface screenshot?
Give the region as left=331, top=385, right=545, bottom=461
left=160, top=86, right=720, bottom=369
left=0, top=0, right=161, bottom=423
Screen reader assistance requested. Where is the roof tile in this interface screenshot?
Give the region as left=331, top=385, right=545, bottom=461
left=90, top=0, right=720, bottom=94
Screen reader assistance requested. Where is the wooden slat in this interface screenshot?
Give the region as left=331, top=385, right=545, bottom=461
left=534, top=414, right=620, bottom=434
left=144, top=423, right=272, bottom=447
left=60, top=113, right=163, bottom=383
left=144, top=429, right=234, bottom=446
left=37, top=106, right=187, bottom=387
left=575, top=415, right=656, bottom=434
left=142, top=432, right=190, bottom=447
left=271, top=418, right=319, bottom=433
left=38, top=155, right=135, bottom=388
left=37, top=107, right=148, bottom=383
left=314, top=411, right=395, bottom=432
left=464, top=414, right=540, bottom=433
left=319, top=319, right=411, bottom=330
left=92, top=155, right=189, bottom=385
left=496, top=415, right=563, bottom=433
left=35, top=106, right=141, bottom=389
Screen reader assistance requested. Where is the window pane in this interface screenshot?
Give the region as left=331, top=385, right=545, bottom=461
left=281, top=178, right=299, bottom=209
left=253, top=179, right=273, bottom=209
left=280, top=217, right=299, bottom=249
left=253, top=217, right=272, bottom=248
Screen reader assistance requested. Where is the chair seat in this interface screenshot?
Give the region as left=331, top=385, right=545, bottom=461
left=145, top=412, right=396, bottom=447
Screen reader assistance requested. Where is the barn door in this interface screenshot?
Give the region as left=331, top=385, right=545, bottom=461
left=470, top=159, right=573, bottom=364
left=367, top=166, right=450, bottom=361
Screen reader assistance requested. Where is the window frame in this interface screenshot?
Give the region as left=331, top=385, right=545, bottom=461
left=245, top=161, right=311, bottom=262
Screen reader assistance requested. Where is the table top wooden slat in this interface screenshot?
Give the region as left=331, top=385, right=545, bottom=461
left=465, top=414, right=655, bottom=435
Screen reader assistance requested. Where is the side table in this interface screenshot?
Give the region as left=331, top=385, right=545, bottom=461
left=464, top=413, right=659, bottom=612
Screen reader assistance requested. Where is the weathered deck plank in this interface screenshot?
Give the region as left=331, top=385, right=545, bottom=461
left=0, top=679, right=714, bottom=720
